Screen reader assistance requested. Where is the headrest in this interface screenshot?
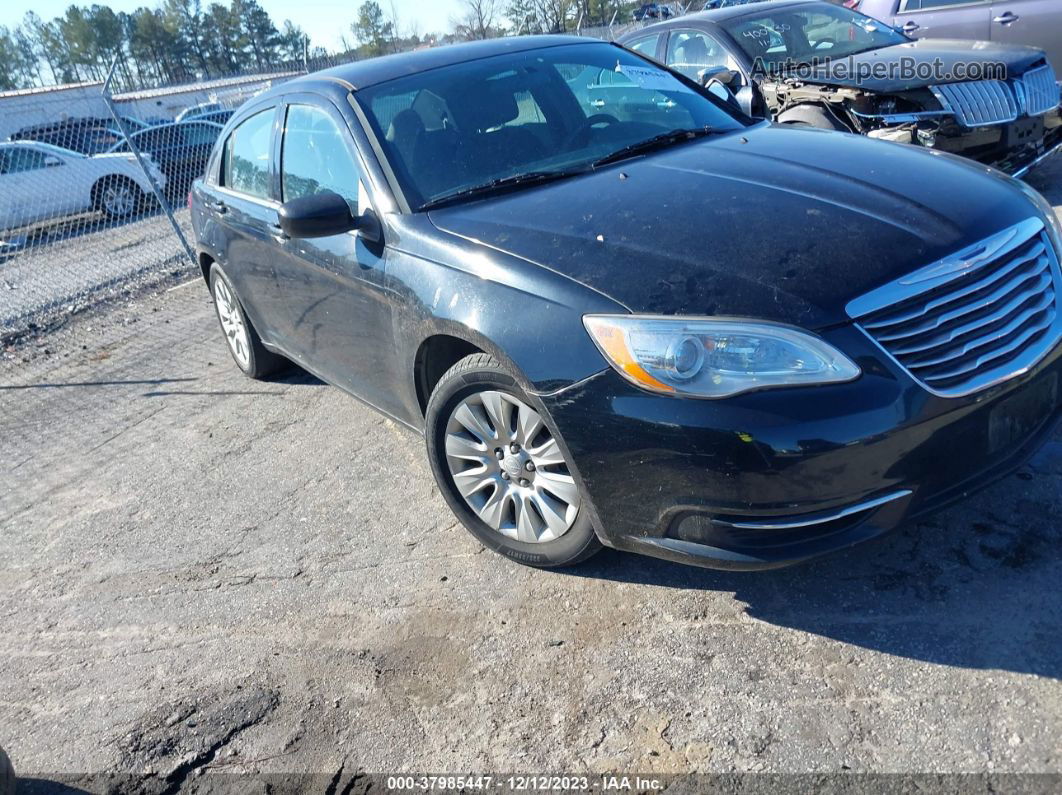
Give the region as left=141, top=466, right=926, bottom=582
left=450, top=83, right=520, bottom=132
left=387, top=109, right=425, bottom=142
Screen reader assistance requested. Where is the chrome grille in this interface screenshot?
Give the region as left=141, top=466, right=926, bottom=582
left=932, top=81, right=1019, bottom=127
left=846, top=218, right=1062, bottom=397
left=1021, top=63, right=1060, bottom=117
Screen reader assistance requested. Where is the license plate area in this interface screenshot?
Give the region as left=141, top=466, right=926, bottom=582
left=1004, top=116, right=1045, bottom=149
left=988, top=373, right=1058, bottom=454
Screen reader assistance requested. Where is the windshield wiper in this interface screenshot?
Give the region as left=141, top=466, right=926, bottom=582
left=419, top=169, right=589, bottom=210
left=591, top=126, right=722, bottom=168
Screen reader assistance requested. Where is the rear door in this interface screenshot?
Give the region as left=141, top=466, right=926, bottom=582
left=990, top=1, right=1062, bottom=69
left=893, top=0, right=992, bottom=39
left=272, top=96, right=398, bottom=409
left=3, top=147, right=70, bottom=228
left=210, top=106, right=289, bottom=342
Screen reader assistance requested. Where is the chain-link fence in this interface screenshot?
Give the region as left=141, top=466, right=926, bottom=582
left=0, top=16, right=688, bottom=350
left=0, top=63, right=313, bottom=346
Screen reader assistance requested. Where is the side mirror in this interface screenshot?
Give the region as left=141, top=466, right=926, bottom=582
left=44, top=155, right=63, bottom=168
left=278, top=191, right=379, bottom=241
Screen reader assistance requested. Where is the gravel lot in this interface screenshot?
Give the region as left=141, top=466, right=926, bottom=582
left=1, top=159, right=1061, bottom=788
left=1, top=208, right=196, bottom=341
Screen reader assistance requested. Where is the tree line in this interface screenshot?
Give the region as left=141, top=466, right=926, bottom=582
left=0, top=0, right=648, bottom=92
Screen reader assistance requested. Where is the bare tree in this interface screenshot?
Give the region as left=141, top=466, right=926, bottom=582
left=454, top=0, right=500, bottom=41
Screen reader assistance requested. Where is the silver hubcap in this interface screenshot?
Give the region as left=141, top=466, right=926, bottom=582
left=445, top=390, right=580, bottom=543
left=103, top=184, right=135, bottom=216
left=214, top=279, right=250, bottom=369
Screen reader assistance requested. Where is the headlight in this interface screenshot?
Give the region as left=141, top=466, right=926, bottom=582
left=583, top=315, right=861, bottom=398
left=1017, top=181, right=1062, bottom=255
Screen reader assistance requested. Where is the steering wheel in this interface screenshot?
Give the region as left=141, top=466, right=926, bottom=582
left=564, top=114, right=620, bottom=148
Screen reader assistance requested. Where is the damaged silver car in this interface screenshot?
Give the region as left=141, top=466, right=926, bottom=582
left=621, top=0, right=1062, bottom=176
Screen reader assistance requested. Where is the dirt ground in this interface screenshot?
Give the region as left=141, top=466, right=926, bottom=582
left=1, top=161, right=1061, bottom=789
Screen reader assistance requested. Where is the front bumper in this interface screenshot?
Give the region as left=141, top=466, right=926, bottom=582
left=539, top=325, right=1062, bottom=570
left=863, top=107, right=1062, bottom=177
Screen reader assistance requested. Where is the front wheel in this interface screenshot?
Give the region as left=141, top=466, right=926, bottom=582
left=425, top=353, right=600, bottom=568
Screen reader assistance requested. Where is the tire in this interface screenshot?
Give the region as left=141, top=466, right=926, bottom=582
left=0, top=745, right=15, bottom=795
left=94, top=176, right=143, bottom=220
left=425, top=353, right=601, bottom=568
left=209, top=264, right=287, bottom=379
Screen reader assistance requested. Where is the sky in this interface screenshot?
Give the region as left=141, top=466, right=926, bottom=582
left=0, top=0, right=470, bottom=53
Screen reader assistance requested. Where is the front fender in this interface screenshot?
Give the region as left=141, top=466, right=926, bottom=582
left=384, top=217, right=623, bottom=423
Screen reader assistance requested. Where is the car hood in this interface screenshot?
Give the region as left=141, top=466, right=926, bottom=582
left=427, top=123, right=1038, bottom=329
left=796, top=38, right=1048, bottom=93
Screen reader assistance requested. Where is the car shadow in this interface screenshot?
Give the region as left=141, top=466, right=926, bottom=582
left=562, top=444, right=1062, bottom=680
left=16, top=779, right=92, bottom=795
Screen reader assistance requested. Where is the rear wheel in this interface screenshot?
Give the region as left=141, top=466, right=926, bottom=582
left=425, top=353, right=600, bottom=568
left=209, top=265, right=286, bottom=379
left=95, top=176, right=143, bottom=220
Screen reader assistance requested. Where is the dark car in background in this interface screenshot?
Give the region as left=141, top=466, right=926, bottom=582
left=621, top=0, right=1062, bottom=176
left=633, top=3, right=675, bottom=21
left=192, top=36, right=1062, bottom=572
left=109, top=120, right=223, bottom=196
left=854, top=0, right=1062, bottom=72
left=9, top=118, right=123, bottom=155
left=184, top=109, right=235, bottom=126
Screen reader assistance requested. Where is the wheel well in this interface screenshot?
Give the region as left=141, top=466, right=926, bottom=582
left=198, top=252, right=214, bottom=284
left=415, top=335, right=483, bottom=415
left=777, top=102, right=853, bottom=132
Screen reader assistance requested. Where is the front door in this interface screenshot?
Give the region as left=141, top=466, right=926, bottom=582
left=990, top=1, right=1062, bottom=70
left=273, top=98, right=399, bottom=412
left=892, top=0, right=992, bottom=40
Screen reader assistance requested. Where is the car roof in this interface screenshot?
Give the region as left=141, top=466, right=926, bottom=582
left=136, top=120, right=223, bottom=133
left=262, top=35, right=601, bottom=96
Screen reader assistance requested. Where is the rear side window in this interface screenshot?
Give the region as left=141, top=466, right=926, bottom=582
left=223, top=109, right=274, bottom=199
left=627, top=33, right=662, bottom=60
left=182, top=123, right=221, bottom=146
left=280, top=104, right=362, bottom=212
left=2, top=148, right=47, bottom=173
left=901, top=0, right=990, bottom=9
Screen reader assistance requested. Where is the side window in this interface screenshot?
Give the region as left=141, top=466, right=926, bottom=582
left=7, top=149, right=47, bottom=173
left=666, top=30, right=737, bottom=82
left=223, top=109, right=274, bottom=200
left=182, top=123, right=221, bottom=146
left=281, top=104, right=361, bottom=213
left=901, top=0, right=990, bottom=9
left=627, top=33, right=662, bottom=61
left=131, top=130, right=162, bottom=152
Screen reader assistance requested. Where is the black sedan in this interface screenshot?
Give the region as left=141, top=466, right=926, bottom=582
left=620, top=0, right=1062, bottom=177
left=191, top=36, right=1062, bottom=571
left=109, top=120, right=223, bottom=196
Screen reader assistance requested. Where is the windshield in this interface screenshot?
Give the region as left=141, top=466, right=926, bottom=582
left=720, top=5, right=907, bottom=67
left=354, top=42, right=747, bottom=210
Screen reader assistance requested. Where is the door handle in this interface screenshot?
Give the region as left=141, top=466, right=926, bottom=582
left=993, top=12, right=1019, bottom=24
left=901, top=21, right=921, bottom=34
left=269, top=223, right=289, bottom=241
left=204, top=199, right=227, bottom=214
